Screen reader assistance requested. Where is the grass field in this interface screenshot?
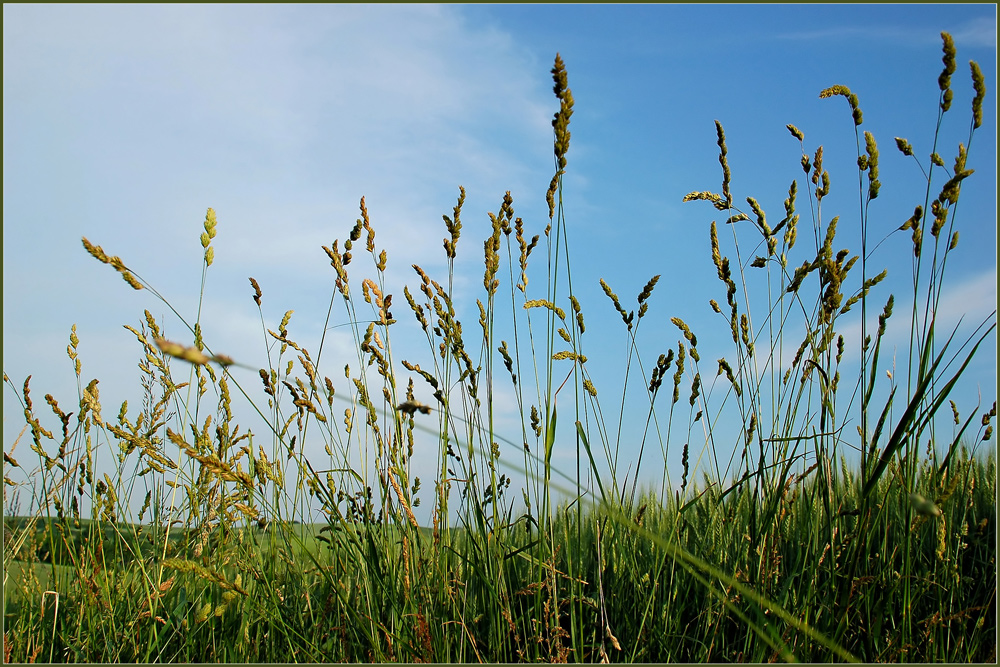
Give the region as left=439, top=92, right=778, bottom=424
left=3, top=35, right=996, bottom=663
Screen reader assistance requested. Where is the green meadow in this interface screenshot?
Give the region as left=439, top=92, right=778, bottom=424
left=4, top=35, right=996, bottom=662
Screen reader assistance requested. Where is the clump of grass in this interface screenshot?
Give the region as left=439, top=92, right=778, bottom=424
left=4, top=34, right=995, bottom=663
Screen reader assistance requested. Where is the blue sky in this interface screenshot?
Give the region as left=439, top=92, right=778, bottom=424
left=4, top=5, right=996, bottom=519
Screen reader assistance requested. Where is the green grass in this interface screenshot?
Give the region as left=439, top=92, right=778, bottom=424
left=4, top=35, right=996, bottom=663
left=4, top=561, right=76, bottom=604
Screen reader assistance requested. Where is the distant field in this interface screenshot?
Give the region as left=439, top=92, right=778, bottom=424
left=4, top=560, right=76, bottom=603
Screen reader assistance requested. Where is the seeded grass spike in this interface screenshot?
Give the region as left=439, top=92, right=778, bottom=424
left=81, top=237, right=144, bottom=290
left=939, top=31, right=956, bottom=111
left=819, top=84, right=863, bottom=126
left=546, top=53, right=574, bottom=222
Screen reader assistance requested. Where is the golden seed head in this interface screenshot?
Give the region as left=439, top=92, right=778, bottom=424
left=970, top=61, right=985, bottom=129
left=203, top=208, right=217, bottom=237
left=823, top=215, right=840, bottom=257
left=954, top=142, right=968, bottom=173
left=599, top=279, right=620, bottom=305
left=442, top=187, right=465, bottom=259
left=817, top=171, right=830, bottom=200
left=864, top=131, right=880, bottom=199
left=682, top=190, right=729, bottom=211
left=710, top=221, right=722, bottom=271
left=546, top=55, right=574, bottom=219
left=811, top=146, right=824, bottom=184
left=912, top=227, right=923, bottom=257
left=714, top=121, right=732, bottom=205
left=689, top=373, right=701, bottom=407
left=552, top=350, right=586, bottom=364
left=249, top=277, right=262, bottom=306
left=546, top=176, right=558, bottom=221
left=155, top=338, right=210, bottom=365
left=938, top=32, right=957, bottom=109
left=819, top=85, right=863, bottom=125
left=82, top=237, right=110, bottom=263
left=523, top=299, right=565, bottom=320
left=637, top=275, right=660, bottom=304
left=746, top=197, right=769, bottom=235
left=550, top=53, right=574, bottom=167
left=122, top=268, right=143, bottom=290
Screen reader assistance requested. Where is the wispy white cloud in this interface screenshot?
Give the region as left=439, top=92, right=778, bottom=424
left=2, top=5, right=560, bottom=484
left=773, top=16, right=997, bottom=50
left=834, top=266, right=997, bottom=368
left=951, top=16, right=998, bottom=49
left=5, top=4, right=555, bottom=269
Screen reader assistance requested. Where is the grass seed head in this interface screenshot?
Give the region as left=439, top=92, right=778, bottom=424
left=637, top=275, right=660, bottom=304
left=970, top=60, right=985, bottom=128
left=864, top=131, right=880, bottom=199
left=547, top=54, right=574, bottom=220
left=895, top=137, right=914, bottom=156
left=443, top=187, right=465, bottom=258
left=714, top=121, right=732, bottom=206
left=939, top=32, right=957, bottom=110
left=249, top=277, right=262, bottom=306
left=819, top=84, right=863, bottom=125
